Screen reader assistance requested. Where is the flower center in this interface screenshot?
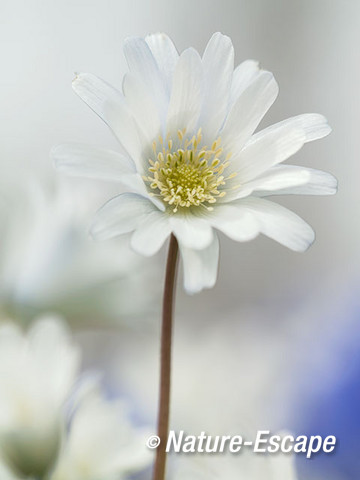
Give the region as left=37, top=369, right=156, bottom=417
left=145, top=129, right=234, bottom=213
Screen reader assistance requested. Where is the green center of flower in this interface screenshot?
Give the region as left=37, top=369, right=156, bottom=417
left=145, top=129, right=234, bottom=213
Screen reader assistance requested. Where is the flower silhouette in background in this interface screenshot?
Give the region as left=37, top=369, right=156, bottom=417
left=53, top=32, right=337, bottom=294
left=0, top=179, right=159, bottom=326
left=0, top=317, right=79, bottom=478
left=0, top=317, right=152, bottom=480
left=51, top=388, right=151, bottom=480
left=170, top=445, right=298, bottom=480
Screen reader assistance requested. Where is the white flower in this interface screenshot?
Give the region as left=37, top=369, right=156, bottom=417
left=170, top=436, right=298, bottom=480
left=50, top=387, right=152, bottom=480
left=52, top=32, right=337, bottom=294
left=0, top=179, right=158, bottom=325
left=172, top=454, right=298, bottom=480
left=0, top=316, right=79, bottom=478
left=0, top=317, right=153, bottom=480
left=0, top=461, right=19, bottom=480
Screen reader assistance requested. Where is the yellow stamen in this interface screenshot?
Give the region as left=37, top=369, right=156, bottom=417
left=146, top=129, right=232, bottom=212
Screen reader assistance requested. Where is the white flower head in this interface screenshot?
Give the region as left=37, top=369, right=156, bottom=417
left=0, top=318, right=152, bottom=480
left=51, top=386, right=152, bottom=480
left=173, top=455, right=298, bottom=480
left=0, top=316, right=80, bottom=478
left=52, top=32, right=337, bottom=294
left=170, top=437, right=298, bottom=480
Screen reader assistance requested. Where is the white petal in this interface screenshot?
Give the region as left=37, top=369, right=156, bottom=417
left=221, top=71, right=279, bottom=151
left=199, top=32, right=234, bottom=142
left=234, top=197, right=315, bottom=251
left=227, top=123, right=306, bottom=184
left=91, top=193, right=157, bottom=241
left=51, top=143, right=163, bottom=208
left=28, top=318, right=80, bottom=404
left=166, top=48, right=204, bottom=136
left=72, top=73, right=141, bottom=161
left=104, top=173, right=166, bottom=210
left=145, top=33, right=179, bottom=93
left=52, top=388, right=152, bottom=479
left=229, top=59, right=262, bottom=107
left=236, top=165, right=310, bottom=197
left=223, top=113, right=332, bottom=198
left=122, top=73, right=162, bottom=147
left=131, top=212, right=171, bottom=256
left=115, top=174, right=166, bottom=207
left=180, top=234, right=219, bottom=294
left=206, top=204, right=260, bottom=242
left=170, top=215, right=213, bottom=250
left=265, top=113, right=331, bottom=142
left=123, top=37, right=168, bottom=120
left=268, top=452, right=297, bottom=480
left=252, top=165, right=338, bottom=196
left=51, top=143, right=136, bottom=182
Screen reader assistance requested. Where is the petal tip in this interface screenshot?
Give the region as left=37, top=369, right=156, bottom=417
left=72, top=72, right=83, bottom=86
left=327, top=173, right=338, bottom=195
left=296, top=227, right=316, bottom=252
left=145, top=32, right=169, bottom=42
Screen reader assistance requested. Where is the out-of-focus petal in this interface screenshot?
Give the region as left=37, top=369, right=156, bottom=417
left=51, top=388, right=152, bottom=480
left=52, top=143, right=136, bottom=181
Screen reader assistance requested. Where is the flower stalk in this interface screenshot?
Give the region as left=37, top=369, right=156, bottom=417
left=152, top=233, right=179, bottom=480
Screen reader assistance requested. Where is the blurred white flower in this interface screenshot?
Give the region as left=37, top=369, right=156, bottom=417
left=0, top=461, right=19, bottom=480
left=51, top=387, right=152, bottom=480
left=170, top=449, right=298, bottom=480
left=53, top=32, right=337, bottom=294
left=0, top=316, right=79, bottom=478
left=0, top=179, right=159, bottom=326
left=0, top=316, right=153, bottom=480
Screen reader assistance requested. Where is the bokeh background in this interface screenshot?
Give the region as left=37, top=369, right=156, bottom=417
left=0, top=1, right=359, bottom=479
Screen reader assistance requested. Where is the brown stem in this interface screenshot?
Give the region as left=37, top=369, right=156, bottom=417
left=152, top=234, right=179, bottom=480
